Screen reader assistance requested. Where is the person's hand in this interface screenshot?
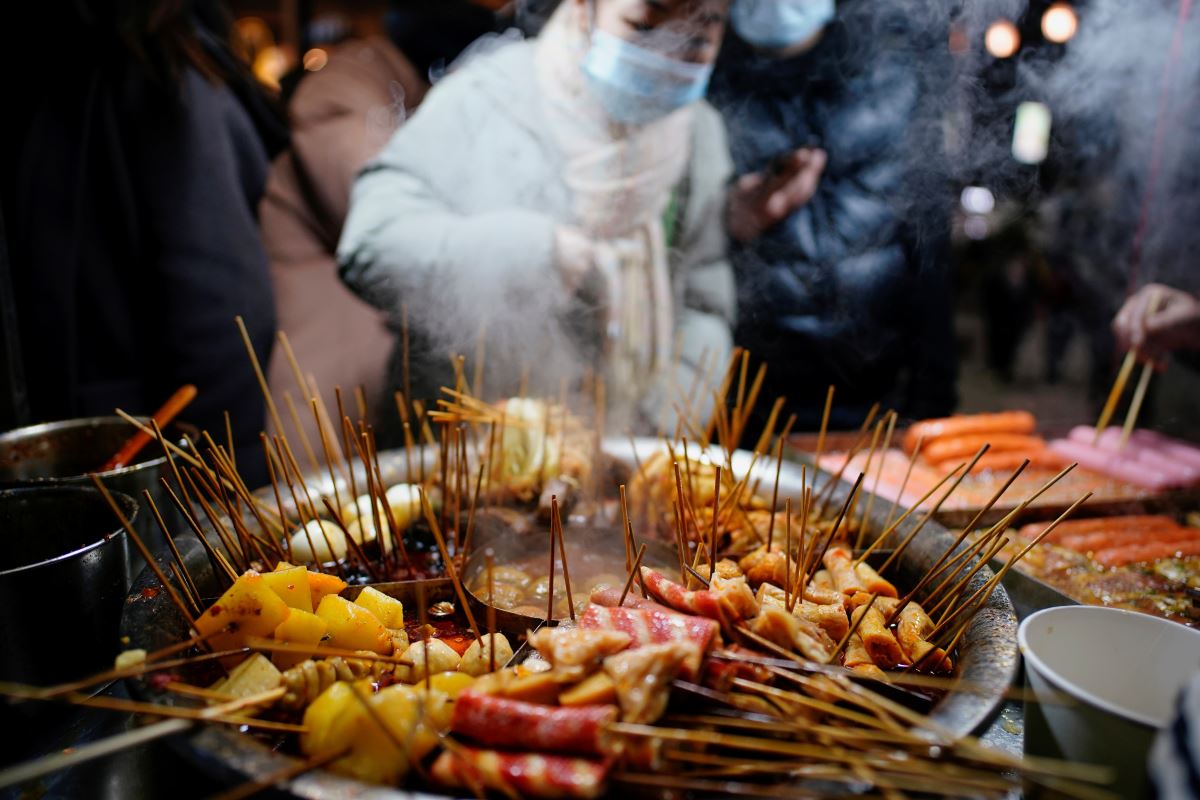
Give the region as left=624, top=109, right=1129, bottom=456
left=555, top=225, right=598, bottom=294
left=727, top=147, right=827, bottom=244
left=1113, top=283, right=1200, bottom=364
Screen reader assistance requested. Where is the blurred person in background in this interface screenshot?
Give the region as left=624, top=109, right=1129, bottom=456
left=262, top=0, right=500, bottom=448
left=709, top=0, right=957, bottom=432
left=337, top=0, right=816, bottom=432
left=0, top=0, right=286, bottom=484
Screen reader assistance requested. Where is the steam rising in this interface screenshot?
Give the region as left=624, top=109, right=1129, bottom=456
left=360, top=0, right=1200, bottom=425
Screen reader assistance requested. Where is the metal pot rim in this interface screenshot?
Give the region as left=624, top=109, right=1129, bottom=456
left=0, top=486, right=135, bottom=576
left=0, top=416, right=190, bottom=480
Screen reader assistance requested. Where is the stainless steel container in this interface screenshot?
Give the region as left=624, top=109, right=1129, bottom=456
left=0, top=486, right=136, bottom=687
left=0, top=416, right=191, bottom=585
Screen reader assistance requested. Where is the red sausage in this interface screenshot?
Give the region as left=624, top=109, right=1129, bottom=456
left=431, top=746, right=608, bottom=799
left=451, top=691, right=616, bottom=756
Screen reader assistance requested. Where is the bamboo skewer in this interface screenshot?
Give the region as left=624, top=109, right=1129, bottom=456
left=1119, top=359, right=1155, bottom=449
left=485, top=549, right=498, bottom=673
left=873, top=445, right=990, bottom=575
left=417, top=489, right=482, bottom=643
left=810, top=385, right=835, bottom=495
left=552, top=496, right=575, bottom=621
left=90, top=475, right=196, bottom=627
left=858, top=411, right=897, bottom=543
left=887, top=458, right=1029, bottom=624
left=813, top=402, right=879, bottom=518
left=847, top=416, right=885, bottom=545
left=618, top=544, right=648, bottom=606
left=1094, top=350, right=1138, bottom=443
left=0, top=688, right=285, bottom=790
left=235, top=316, right=286, bottom=442
left=142, top=490, right=202, bottom=610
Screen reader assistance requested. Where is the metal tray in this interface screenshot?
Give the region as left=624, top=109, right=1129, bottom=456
left=119, top=440, right=1019, bottom=797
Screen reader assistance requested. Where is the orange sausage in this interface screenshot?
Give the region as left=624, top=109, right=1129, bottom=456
left=903, top=412, right=1037, bottom=454
left=1059, top=527, right=1197, bottom=553
left=930, top=449, right=1065, bottom=475
left=1093, top=539, right=1200, bottom=567
left=1018, top=515, right=1180, bottom=543
left=923, top=434, right=1046, bottom=464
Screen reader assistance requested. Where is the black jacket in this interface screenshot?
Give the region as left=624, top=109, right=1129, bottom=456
left=710, top=8, right=958, bottom=430
left=0, top=10, right=285, bottom=483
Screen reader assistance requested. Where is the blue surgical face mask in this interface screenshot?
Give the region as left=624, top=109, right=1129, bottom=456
left=581, top=29, right=714, bottom=126
left=731, top=0, right=836, bottom=50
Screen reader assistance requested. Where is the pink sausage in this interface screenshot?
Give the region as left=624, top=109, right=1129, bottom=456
left=1130, top=430, right=1200, bottom=471
left=1068, top=427, right=1200, bottom=485
left=1048, top=439, right=1178, bottom=490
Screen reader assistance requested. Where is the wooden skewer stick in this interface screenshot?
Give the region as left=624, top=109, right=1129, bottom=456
left=552, top=496, right=575, bottom=621
left=801, top=473, right=863, bottom=586
left=710, top=465, right=722, bottom=576
left=101, top=384, right=197, bottom=472
left=887, top=458, right=1030, bottom=624
left=875, top=445, right=991, bottom=575
left=765, top=421, right=790, bottom=552
left=619, top=483, right=634, bottom=573
left=920, top=531, right=1011, bottom=619
left=281, top=390, right=321, bottom=476
left=235, top=316, right=287, bottom=441
left=116, top=409, right=283, bottom=530
left=931, top=492, right=1093, bottom=642
left=828, top=594, right=879, bottom=663
left=787, top=484, right=811, bottom=613
left=813, top=402, right=879, bottom=518
left=1094, top=350, right=1137, bottom=443
left=810, top=385, right=836, bottom=495
left=857, top=411, right=898, bottom=545
left=1119, top=359, right=1155, bottom=450
left=241, top=640, right=413, bottom=667
left=90, top=475, right=196, bottom=627
left=0, top=688, right=285, bottom=790
left=882, top=434, right=923, bottom=532
left=159, top=477, right=238, bottom=582
left=783, top=497, right=795, bottom=611
left=486, top=549, right=497, bottom=673
left=418, top=489, right=483, bottom=643
left=142, top=490, right=202, bottom=610
left=848, top=415, right=886, bottom=546
left=545, top=498, right=557, bottom=624
left=618, top=544, right=648, bottom=606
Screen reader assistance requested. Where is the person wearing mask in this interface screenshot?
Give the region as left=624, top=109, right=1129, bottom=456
left=262, top=0, right=500, bottom=449
left=338, top=0, right=815, bottom=431
left=0, top=0, right=286, bottom=483
left=709, top=0, right=958, bottom=432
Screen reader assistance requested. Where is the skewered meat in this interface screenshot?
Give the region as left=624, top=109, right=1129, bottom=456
left=823, top=547, right=864, bottom=596
left=750, top=605, right=835, bottom=662
left=854, top=562, right=897, bottom=598
left=755, top=584, right=849, bottom=642
left=451, top=691, right=617, bottom=755
left=527, top=627, right=633, bottom=679
left=432, top=746, right=608, bottom=799
left=843, top=634, right=887, bottom=680
left=849, top=601, right=906, bottom=669
left=640, top=567, right=756, bottom=625
left=895, top=603, right=952, bottom=674
left=579, top=604, right=717, bottom=679
left=603, top=642, right=696, bottom=723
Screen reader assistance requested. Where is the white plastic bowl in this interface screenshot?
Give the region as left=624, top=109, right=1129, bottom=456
left=1019, top=605, right=1200, bottom=796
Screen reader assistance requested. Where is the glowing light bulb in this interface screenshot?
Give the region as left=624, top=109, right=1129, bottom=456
left=985, top=20, right=1021, bottom=59
left=1041, top=3, right=1078, bottom=44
